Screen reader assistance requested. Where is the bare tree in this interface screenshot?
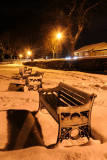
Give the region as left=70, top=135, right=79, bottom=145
left=44, top=26, right=64, bottom=58
left=61, top=0, right=100, bottom=57
left=0, top=31, right=21, bottom=59
left=41, top=0, right=102, bottom=58
left=44, top=31, right=62, bottom=58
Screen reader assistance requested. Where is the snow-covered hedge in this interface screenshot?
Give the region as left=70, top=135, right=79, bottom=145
left=23, top=56, right=107, bottom=73
left=74, top=56, right=107, bottom=72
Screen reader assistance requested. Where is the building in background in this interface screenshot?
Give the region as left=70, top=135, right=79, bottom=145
left=74, top=42, right=107, bottom=57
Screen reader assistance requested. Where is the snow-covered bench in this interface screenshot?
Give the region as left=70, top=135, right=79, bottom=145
left=25, top=71, right=44, bottom=91
left=38, top=82, right=97, bottom=144
left=19, top=67, right=32, bottom=79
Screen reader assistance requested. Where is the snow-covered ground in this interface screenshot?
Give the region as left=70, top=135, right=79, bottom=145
left=0, top=63, right=107, bottom=160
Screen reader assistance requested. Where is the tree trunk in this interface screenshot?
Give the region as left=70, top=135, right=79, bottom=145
left=71, top=44, right=75, bottom=58
left=10, top=55, right=13, bottom=59
left=1, top=54, right=4, bottom=62
left=53, top=50, right=55, bottom=59
left=10, top=53, right=13, bottom=59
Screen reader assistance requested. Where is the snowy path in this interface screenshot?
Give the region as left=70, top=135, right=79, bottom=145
left=0, top=64, right=107, bottom=160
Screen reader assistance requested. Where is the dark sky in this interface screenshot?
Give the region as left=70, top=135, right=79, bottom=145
left=0, top=0, right=107, bottom=50
left=0, top=1, right=45, bottom=33
left=76, top=12, right=107, bottom=49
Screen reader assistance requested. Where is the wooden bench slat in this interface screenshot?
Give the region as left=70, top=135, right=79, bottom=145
left=60, top=87, right=88, bottom=103
left=59, top=82, right=91, bottom=100
left=61, top=86, right=86, bottom=99
left=59, top=90, right=85, bottom=106
left=60, top=95, right=78, bottom=106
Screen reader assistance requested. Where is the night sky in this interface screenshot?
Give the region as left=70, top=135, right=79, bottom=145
left=0, top=0, right=107, bottom=50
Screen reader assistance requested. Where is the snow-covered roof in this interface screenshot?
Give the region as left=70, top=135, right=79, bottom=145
left=75, top=42, right=107, bottom=53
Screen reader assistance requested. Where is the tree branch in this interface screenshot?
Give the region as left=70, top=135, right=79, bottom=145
left=78, top=1, right=100, bottom=33
left=85, top=2, right=100, bottom=16
left=79, top=0, right=86, bottom=15
left=73, top=25, right=83, bottom=45
left=69, top=0, right=76, bottom=17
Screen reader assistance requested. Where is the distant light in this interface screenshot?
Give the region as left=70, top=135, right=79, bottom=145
left=73, top=57, right=78, bottom=59
left=19, top=54, right=23, bottom=58
left=74, top=56, right=83, bottom=59
left=65, top=57, right=71, bottom=60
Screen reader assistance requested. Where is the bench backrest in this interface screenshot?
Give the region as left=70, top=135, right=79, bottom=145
left=58, top=82, right=92, bottom=106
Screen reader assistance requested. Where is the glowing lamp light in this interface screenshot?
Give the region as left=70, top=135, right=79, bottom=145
left=19, top=54, right=23, bottom=58
left=56, top=33, right=62, bottom=39
left=27, top=51, right=31, bottom=56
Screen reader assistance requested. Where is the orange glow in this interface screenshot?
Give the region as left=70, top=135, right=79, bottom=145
left=56, top=33, right=62, bottom=39
left=19, top=54, right=23, bottom=58
left=27, top=51, right=31, bottom=56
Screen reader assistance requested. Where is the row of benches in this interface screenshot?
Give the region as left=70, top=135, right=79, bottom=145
left=19, top=67, right=44, bottom=91
left=19, top=67, right=97, bottom=145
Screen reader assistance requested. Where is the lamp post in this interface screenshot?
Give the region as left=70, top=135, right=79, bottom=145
left=27, top=50, right=33, bottom=61
left=27, top=51, right=31, bottom=57
left=56, top=32, right=62, bottom=58
left=19, top=54, right=23, bottom=59
left=27, top=50, right=34, bottom=61
left=52, top=31, right=63, bottom=59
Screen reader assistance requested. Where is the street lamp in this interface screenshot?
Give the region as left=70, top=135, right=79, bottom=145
left=56, top=33, right=62, bottom=39
left=27, top=50, right=34, bottom=61
left=19, top=54, right=23, bottom=59
left=56, top=32, right=62, bottom=58
left=51, top=30, right=63, bottom=58
left=27, top=51, right=31, bottom=56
